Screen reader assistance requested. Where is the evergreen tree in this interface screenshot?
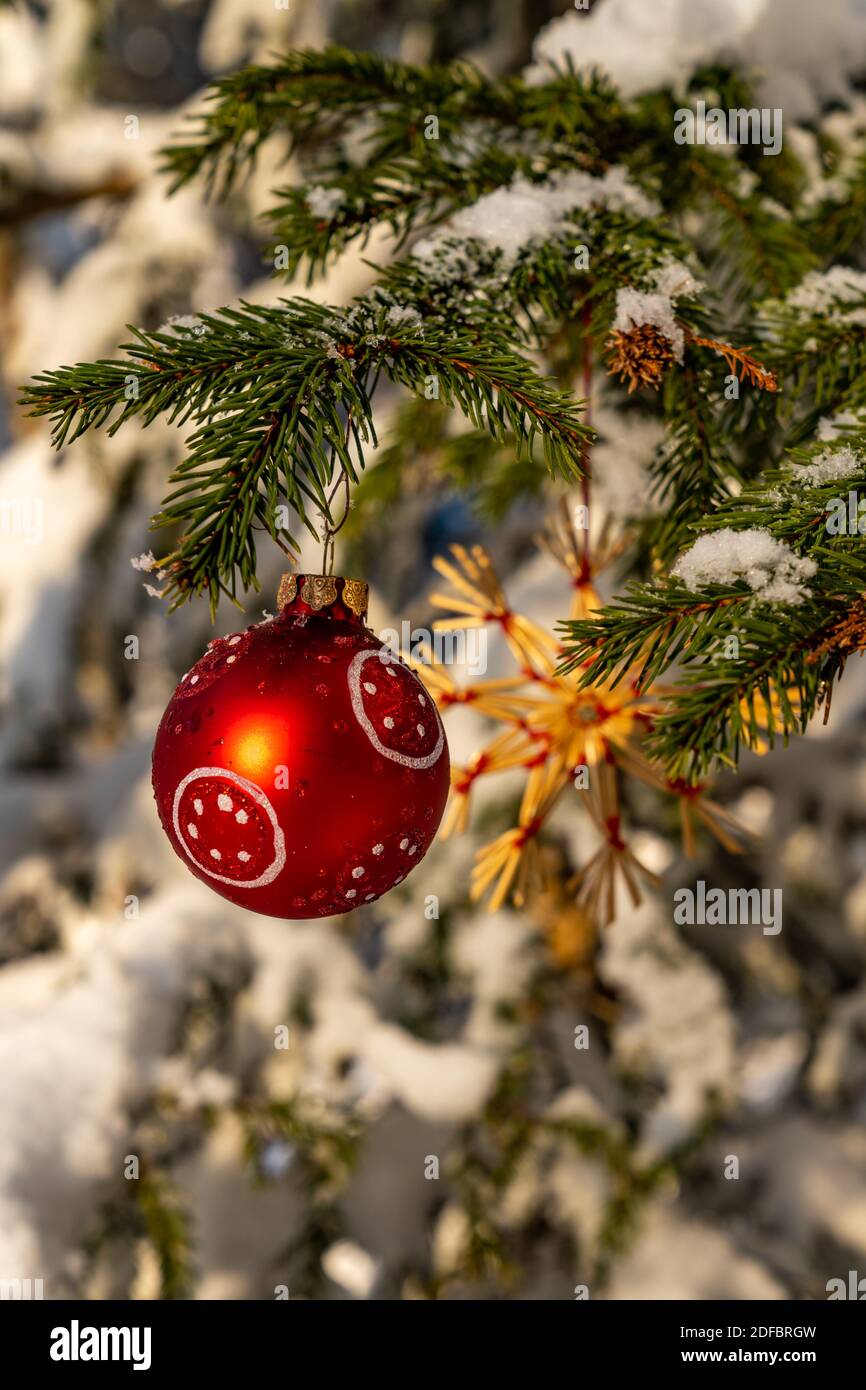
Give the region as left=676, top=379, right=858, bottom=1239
left=21, top=43, right=866, bottom=793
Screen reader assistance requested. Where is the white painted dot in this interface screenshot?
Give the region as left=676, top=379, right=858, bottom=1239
left=365, top=894, right=375, bottom=901
left=346, top=890, right=357, bottom=900
left=408, top=844, right=417, bottom=855
left=236, top=809, right=248, bottom=825
left=400, top=838, right=409, bottom=850
left=227, top=655, right=236, bottom=664
left=180, top=673, right=188, bottom=682
left=217, top=793, right=233, bottom=812
left=190, top=675, right=199, bottom=685
left=417, top=723, right=425, bottom=736
left=372, top=843, right=384, bottom=855
left=210, top=849, right=222, bottom=861
left=229, top=635, right=241, bottom=645
left=418, top=694, right=426, bottom=706
left=352, top=866, right=365, bottom=878
left=187, top=823, right=198, bottom=839
left=385, top=667, right=397, bottom=678
left=363, top=681, right=377, bottom=694
left=238, top=851, right=250, bottom=863
left=384, top=717, right=395, bottom=729
left=194, top=799, right=204, bottom=815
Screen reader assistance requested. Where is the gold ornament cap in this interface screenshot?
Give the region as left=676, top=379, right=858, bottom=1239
left=277, top=573, right=369, bottom=624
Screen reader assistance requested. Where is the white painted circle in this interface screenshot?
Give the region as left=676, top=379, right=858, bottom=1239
left=347, top=649, right=444, bottom=770
left=171, top=766, right=286, bottom=889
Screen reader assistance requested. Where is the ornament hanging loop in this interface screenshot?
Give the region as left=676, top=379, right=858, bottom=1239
left=321, top=469, right=351, bottom=576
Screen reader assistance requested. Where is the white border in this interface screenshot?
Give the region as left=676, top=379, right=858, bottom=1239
left=171, top=766, right=286, bottom=888
left=347, top=649, right=445, bottom=770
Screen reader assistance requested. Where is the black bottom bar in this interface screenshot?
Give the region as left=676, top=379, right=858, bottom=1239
left=1, top=1297, right=860, bottom=1376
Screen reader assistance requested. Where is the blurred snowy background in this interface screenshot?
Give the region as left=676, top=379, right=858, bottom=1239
left=2, top=0, right=866, bottom=1301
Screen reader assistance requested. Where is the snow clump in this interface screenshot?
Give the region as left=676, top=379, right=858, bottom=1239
left=672, top=528, right=818, bottom=604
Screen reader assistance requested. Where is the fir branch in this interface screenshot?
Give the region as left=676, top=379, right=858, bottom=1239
left=758, top=284, right=866, bottom=416
left=135, top=1169, right=195, bottom=1301
left=560, top=439, right=866, bottom=776
left=561, top=570, right=866, bottom=781
left=646, top=609, right=831, bottom=780
left=646, top=359, right=737, bottom=552
left=159, top=49, right=633, bottom=199
left=687, top=154, right=815, bottom=298
left=559, top=580, right=752, bottom=690
left=686, top=333, right=778, bottom=392
left=159, top=48, right=488, bottom=194
left=20, top=299, right=589, bottom=609
left=239, top=1095, right=362, bottom=1189
left=803, top=147, right=866, bottom=261
left=266, top=146, right=528, bottom=283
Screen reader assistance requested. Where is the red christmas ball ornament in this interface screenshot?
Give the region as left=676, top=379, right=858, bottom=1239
left=152, top=574, right=450, bottom=918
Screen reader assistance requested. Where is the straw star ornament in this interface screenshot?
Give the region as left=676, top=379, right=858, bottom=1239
left=413, top=505, right=751, bottom=929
